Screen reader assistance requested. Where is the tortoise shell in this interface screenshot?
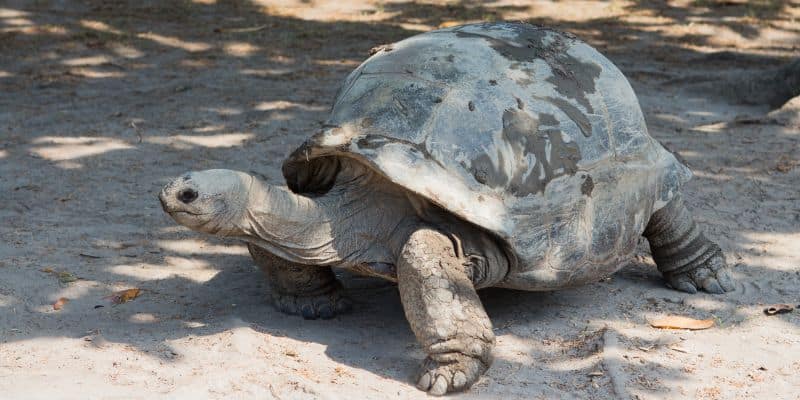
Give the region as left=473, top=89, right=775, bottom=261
left=282, top=22, right=691, bottom=290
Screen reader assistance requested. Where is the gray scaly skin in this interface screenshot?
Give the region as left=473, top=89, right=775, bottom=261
left=398, top=229, right=494, bottom=395
left=643, top=195, right=735, bottom=294
left=158, top=168, right=510, bottom=394
left=248, top=244, right=351, bottom=319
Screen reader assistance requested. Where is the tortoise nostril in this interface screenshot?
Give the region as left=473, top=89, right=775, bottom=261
left=178, top=188, right=198, bottom=204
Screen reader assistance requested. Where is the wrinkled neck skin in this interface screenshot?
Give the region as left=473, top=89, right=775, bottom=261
left=234, top=178, right=338, bottom=265
left=230, top=161, right=509, bottom=286
left=234, top=163, right=417, bottom=266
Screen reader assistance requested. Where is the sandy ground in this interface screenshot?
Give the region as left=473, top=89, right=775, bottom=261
left=1, top=1, right=799, bottom=399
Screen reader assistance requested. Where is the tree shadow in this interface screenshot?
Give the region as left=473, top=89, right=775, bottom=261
left=380, top=0, right=529, bottom=26
left=4, top=230, right=793, bottom=397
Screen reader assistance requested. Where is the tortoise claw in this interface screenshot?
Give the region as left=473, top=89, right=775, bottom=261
left=415, top=353, right=486, bottom=395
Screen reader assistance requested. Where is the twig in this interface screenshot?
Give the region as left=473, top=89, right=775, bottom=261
left=218, top=25, right=268, bottom=34
left=601, top=328, right=629, bottom=399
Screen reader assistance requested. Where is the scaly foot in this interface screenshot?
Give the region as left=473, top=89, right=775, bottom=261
left=271, top=283, right=352, bottom=319
left=416, top=353, right=487, bottom=396
left=665, top=252, right=735, bottom=294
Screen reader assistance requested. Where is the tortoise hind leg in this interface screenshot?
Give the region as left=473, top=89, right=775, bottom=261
left=643, top=194, right=736, bottom=294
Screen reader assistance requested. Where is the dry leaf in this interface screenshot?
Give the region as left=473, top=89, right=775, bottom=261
left=649, top=316, right=714, bottom=330
left=107, top=288, right=142, bottom=304
left=42, top=268, right=78, bottom=284
left=57, top=271, right=78, bottom=284
left=53, top=297, right=68, bottom=310
left=775, top=155, right=797, bottom=173
left=438, top=21, right=464, bottom=28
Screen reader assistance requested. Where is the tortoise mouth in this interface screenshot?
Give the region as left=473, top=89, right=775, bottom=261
left=168, top=210, right=209, bottom=217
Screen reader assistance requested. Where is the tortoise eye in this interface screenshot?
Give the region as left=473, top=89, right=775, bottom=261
left=178, top=188, right=199, bottom=204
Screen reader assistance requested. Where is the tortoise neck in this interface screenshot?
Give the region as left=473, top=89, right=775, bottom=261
left=238, top=163, right=423, bottom=268
left=237, top=178, right=342, bottom=265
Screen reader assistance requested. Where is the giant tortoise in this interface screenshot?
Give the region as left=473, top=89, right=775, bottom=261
left=159, top=22, right=734, bottom=395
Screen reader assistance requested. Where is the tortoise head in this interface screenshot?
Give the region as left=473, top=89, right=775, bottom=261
left=159, top=169, right=253, bottom=235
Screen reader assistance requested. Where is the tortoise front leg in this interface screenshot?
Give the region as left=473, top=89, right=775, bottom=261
left=397, top=228, right=494, bottom=396
left=248, top=244, right=351, bottom=319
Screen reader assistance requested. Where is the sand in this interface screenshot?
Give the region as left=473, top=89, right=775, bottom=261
left=1, top=1, right=798, bottom=399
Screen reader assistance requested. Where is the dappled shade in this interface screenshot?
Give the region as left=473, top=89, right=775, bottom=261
left=1, top=1, right=798, bottom=398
